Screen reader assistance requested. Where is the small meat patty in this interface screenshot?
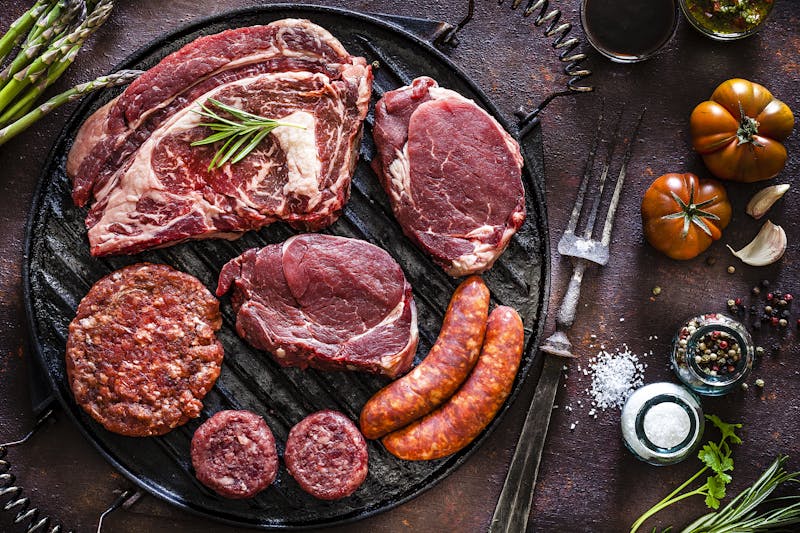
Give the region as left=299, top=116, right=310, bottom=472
left=285, top=410, right=368, bottom=500
left=191, top=410, right=279, bottom=499
left=65, top=263, right=224, bottom=437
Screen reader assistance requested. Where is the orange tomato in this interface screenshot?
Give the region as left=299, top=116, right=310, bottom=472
left=690, top=78, right=794, bottom=182
left=641, top=173, right=732, bottom=260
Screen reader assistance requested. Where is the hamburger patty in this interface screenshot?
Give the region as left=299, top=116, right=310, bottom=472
left=191, top=410, right=279, bottom=499
left=285, top=410, right=369, bottom=500
left=65, top=263, right=224, bottom=436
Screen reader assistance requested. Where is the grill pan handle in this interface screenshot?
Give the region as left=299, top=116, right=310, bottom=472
left=503, top=0, right=593, bottom=135
left=372, top=0, right=475, bottom=46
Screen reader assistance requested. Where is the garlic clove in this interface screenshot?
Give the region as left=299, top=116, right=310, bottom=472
left=726, top=220, right=787, bottom=266
left=746, top=184, right=790, bottom=219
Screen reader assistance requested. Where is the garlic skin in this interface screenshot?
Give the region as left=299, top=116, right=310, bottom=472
left=746, top=184, right=790, bottom=219
left=727, top=221, right=787, bottom=266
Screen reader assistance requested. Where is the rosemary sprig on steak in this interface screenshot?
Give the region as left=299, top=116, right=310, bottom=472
left=191, top=98, right=307, bottom=170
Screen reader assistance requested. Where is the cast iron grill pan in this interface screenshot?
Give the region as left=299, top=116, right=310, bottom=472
left=24, top=5, right=549, bottom=529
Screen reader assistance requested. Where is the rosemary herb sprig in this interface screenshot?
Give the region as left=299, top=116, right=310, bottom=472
left=191, top=98, right=306, bottom=170
left=680, top=455, right=800, bottom=533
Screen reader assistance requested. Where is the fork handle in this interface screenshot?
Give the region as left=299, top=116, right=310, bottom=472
left=556, top=259, right=588, bottom=328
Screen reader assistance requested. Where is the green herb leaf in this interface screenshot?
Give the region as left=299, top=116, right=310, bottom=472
left=706, top=414, right=743, bottom=445
left=190, top=99, right=306, bottom=171
left=704, top=478, right=724, bottom=509
left=699, top=442, right=723, bottom=473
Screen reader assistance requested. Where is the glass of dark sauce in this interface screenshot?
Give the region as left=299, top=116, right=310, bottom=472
left=581, top=0, right=679, bottom=63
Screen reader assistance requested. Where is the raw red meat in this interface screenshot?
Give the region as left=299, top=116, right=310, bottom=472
left=67, top=20, right=372, bottom=256
left=217, top=234, right=418, bottom=378
left=284, top=410, right=368, bottom=500
left=65, top=263, right=223, bottom=437
left=191, top=410, right=278, bottom=499
left=372, top=76, right=525, bottom=277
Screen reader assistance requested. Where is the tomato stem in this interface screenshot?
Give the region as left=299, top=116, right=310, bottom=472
left=736, top=101, right=764, bottom=147
left=661, top=182, right=720, bottom=239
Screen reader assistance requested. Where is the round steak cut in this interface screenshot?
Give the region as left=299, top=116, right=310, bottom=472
left=65, top=263, right=223, bottom=437
left=285, top=410, right=368, bottom=500
left=191, top=410, right=278, bottom=499
left=372, top=76, right=526, bottom=276
left=216, top=234, right=418, bottom=378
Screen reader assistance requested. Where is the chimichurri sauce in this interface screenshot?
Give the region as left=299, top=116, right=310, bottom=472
left=684, top=0, right=773, bottom=35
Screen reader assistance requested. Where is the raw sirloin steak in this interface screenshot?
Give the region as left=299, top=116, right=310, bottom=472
left=372, top=76, right=526, bottom=277
left=217, top=234, right=418, bottom=378
left=66, top=19, right=372, bottom=256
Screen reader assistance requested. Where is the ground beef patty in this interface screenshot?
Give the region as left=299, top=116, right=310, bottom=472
left=191, top=410, right=279, bottom=499
left=65, top=263, right=223, bottom=437
left=285, top=410, right=368, bottom=500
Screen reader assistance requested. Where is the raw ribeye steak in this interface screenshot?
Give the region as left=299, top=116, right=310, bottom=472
left=372, top=76, right=525, bottom=277
left=217, top=234, right=418, bottom=378
left=66, top=19, right=372, bottom=256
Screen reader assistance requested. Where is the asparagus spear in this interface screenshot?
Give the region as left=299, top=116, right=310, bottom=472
left=0, top=0, right=83, bottom=86
left=0, top=0, right=53, bottom=65
left=0, top=0, right=113, bottom=116
left=0, top=69, right=142, bottom=146
left=24, top=0, right=77, bottom=46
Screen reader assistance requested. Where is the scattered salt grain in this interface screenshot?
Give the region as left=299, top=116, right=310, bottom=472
left=586, top=345, right=647, bottom=410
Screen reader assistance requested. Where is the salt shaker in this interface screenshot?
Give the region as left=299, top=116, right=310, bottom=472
left=621, top=382, right=704, bottom=466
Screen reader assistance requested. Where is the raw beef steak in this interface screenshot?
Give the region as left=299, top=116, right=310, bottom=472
left=217, top=234, right=418, bottom=378
left=67, top=20, right=372, bottom=256
left=372, top=76, right=525, bottom=277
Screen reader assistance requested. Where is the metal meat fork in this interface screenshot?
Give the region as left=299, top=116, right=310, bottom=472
left=489, top=106, right=645, bottom=533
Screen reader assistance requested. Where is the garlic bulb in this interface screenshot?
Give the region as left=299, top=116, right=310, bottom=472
left=727, top=221, right=787, bottom=266
left=746, top=184, right=790, bottom=219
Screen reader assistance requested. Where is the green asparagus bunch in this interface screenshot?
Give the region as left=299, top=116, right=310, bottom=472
left=0, top=0, right=140, bottom=146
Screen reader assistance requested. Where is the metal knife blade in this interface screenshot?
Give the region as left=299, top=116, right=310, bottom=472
left=488, top=354, right=563, bottom=533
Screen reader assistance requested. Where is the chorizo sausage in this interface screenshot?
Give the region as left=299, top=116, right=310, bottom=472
left=359, top=276, right=490, bottom=439
left=382, top=306, right=524, bottom=460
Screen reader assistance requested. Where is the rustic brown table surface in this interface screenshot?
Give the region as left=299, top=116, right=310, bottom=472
left=1, top=1, right=798, bottom=532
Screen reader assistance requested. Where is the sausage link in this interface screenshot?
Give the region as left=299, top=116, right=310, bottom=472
left=359, top=276, right=490, bottom=439
left=382, top=306, right=524, bottom=460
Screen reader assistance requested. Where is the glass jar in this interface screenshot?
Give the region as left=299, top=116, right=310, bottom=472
left=580, top=0, right=678, bottom=63
left=679, top=0, right=775, bottom=41
left=671, top=313, right=754, bottom=396
left=621, top=382, right=705, bottom=466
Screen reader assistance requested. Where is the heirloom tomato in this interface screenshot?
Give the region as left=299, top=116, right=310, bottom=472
left=641, top=173, right=731, bottom=260
left=690, top=78, right=794, bottom=182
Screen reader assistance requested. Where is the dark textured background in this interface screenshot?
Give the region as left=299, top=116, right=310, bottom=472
left=1, top=1, right=798, bottom=532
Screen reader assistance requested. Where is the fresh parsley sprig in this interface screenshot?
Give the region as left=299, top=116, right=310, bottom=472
left=190, top=99, right=306, bottom=170
left=630, top=415, right=743, bottom=533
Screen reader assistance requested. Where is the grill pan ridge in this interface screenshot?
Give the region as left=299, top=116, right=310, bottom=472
left=23, top=5, right=550, bottom=529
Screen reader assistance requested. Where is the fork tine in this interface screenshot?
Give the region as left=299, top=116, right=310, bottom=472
left=564, top=100, right=605, bottom=235
left=581, top=107, right=624, bottom=239
left=601, top=107, right=646, bottom=246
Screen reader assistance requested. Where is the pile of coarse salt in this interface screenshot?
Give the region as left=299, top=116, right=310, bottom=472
left=586, top=345, right=646, bottom=411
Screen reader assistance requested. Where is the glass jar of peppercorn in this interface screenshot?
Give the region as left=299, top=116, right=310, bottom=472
left=671, top=313, right=754, bottom=396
